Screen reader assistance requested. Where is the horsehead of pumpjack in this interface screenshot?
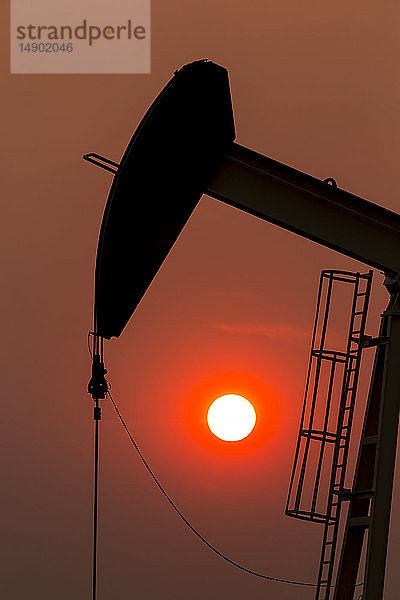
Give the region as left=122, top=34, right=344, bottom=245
left=86, top=60, right=235, bottom=341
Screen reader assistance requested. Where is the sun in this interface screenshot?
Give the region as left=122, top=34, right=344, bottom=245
left=207, top=394, right=256, bottom=441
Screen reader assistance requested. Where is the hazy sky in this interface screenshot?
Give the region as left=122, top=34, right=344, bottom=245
left=2, top=2, right=400, bottom=599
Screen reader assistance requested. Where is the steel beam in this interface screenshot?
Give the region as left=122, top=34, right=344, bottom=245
left=207, top=143, right=400, bottom=276
left=364, top=295, right=400, bottom=600
left=333, top=314, right=387, bottom=600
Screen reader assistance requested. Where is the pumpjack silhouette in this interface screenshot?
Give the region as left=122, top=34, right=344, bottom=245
left=86, top=60, right=400, bottom=600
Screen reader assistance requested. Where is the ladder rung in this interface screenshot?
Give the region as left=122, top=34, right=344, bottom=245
left=349, top=516, right=370, bottom=528
left=362, top=434, right=378, bottom=446
left=336, top=463, right=344, bottom=468
left=354, top=310, right=364, bottom=315
left=356, top=292, right=367, bottom=297
left=342, top=489, right=374, bottom=500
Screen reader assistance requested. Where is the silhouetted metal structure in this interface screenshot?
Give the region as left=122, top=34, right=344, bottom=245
left=86, top=61, right=234, bottom=340
left=86, top=60, right=400, bottom=600
left=286, top=270, right=373, bottom=599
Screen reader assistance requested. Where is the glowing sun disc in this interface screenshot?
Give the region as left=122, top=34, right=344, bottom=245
left=207, top=394, right=256, bottom=441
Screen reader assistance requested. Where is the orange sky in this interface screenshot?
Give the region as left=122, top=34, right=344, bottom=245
left=2, top=2, right=400, bottom=599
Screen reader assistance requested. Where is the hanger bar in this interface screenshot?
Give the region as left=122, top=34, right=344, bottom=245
left=83, top=153, right=120, bottom=174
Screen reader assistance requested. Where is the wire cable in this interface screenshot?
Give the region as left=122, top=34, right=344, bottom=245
left=106, top=388, right=363, bottom=590
left=92, top=408, right=99, bottom=600
left=90, top=331, right=104, bottom=600
left=87, top=331, right=93, bottom=359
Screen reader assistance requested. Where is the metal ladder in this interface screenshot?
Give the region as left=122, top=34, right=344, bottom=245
left=315, top=274, right=372, bottom=600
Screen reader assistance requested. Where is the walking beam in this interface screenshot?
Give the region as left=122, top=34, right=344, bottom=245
left=207, top=143, right=400, bottom=278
